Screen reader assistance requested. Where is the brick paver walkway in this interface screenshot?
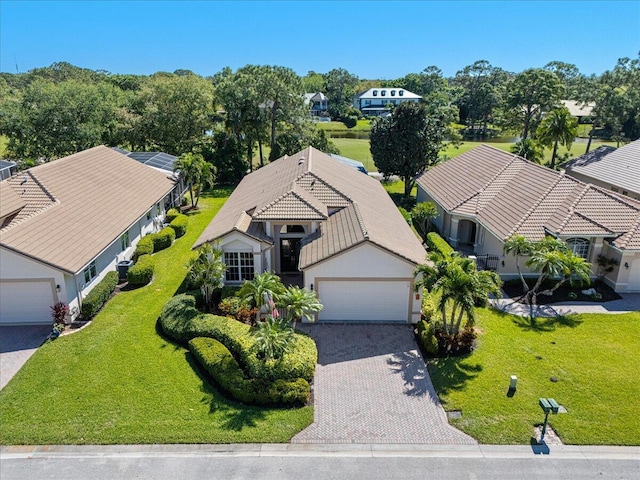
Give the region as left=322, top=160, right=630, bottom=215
left=0, top=325, right=50, bottom=390
left=292, top=324, right=476, bottom=445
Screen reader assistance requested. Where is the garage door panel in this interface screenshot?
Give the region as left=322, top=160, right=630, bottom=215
left=0, top=281, right=55, bottom=325
left=318, top=280, right=409, bottom=322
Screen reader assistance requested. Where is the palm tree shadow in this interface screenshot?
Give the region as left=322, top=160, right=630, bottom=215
left=511, top=314, right=583, bottom=332
left=426, top=355, right=483, bottom=404
left=387, top=350, right=431, bottom=398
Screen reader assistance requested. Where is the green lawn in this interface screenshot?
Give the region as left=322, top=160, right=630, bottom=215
left=428, top=308, right=640, bottom=445
left=0, top=189, right=313, bottom=445
left=317, top=119, right=371, bottom=132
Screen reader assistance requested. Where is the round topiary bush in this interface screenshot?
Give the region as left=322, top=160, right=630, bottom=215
left=165, top=208, right=180, bottom=223
left=170, top=214, right=188, bottom=238
left=151, top=227, right=175, bottom=251
left=133, top=235, right=154, bottom=262
left=127, top=254, right=155, bottom=286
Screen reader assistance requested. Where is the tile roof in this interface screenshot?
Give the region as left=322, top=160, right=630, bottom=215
left=0, top=180, right=27, bottom=219
left=195, top=147, right=426, bottom=266
left=565, top=140, right=640, bottom=195
left=0, top=146, right=176, bottom=273
left=416, top=144, right=640, bottom=250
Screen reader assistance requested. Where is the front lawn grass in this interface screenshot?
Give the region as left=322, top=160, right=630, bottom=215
left=0, top=189, right=313, bottom=445
left=428, top=308, right=640, bottom=445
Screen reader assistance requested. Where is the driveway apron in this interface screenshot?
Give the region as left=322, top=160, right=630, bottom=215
left=0, top=325, right=51, bottom=390
left=292, top=324, right=476, bottom=444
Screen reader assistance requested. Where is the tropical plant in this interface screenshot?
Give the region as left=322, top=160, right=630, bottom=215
left=252, top=316, right=294, bottom=361
left=186, top=243, right=226, bottom=311
left=503, top=234, right=534, bottom=293
left=276, top=286, right=323, bottom=328
left=536, top=106, right=578, bottom=169
left=173, top=152, right=216, bottom=208
left=415, top=253, right=502, bottom=336
left=238, top=272, right=286, bottom=312
left=511, top=138, right=544, bottom=163
left=411, top=201, right=438, bottom=243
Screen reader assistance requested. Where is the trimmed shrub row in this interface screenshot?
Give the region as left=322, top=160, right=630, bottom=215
left=159, top=294, right=317, bottom=382
left=151, top=226, right=176, bottom=252
left=189, top=337, right=310, bottom=406
left=416, top=320, right=439, bottom=357
left=127, top=254, right=155, bottom=286
left=169, top=214, right=188, bottom=238
left=165, top=208, right=180, bottom=224
left=426, top=232, right=454, bottom=257
left=133, top=235, right=154, bottom=262
left=81, top=271, right=119, bottom=319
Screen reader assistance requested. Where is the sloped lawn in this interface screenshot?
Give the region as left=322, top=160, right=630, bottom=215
left=0, top=189, right=313, bottom=445
left=428, top=308, right=640, bottom=445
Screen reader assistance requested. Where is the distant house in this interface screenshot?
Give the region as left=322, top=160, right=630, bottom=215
left=0, top=160, right=17, bottom=181
left=560, top=99, right=595, bottom=122
left=0, top=146, right=177, bottom=325
left=415, top=144, right=640, bottom=293
left=353, top=88, right=422, bottom=116
left=564, top=140, right=640, bottom=201
left=194, top=147, right=426, bottom=323
left=304, top=92, right=329, bottom=117
left=329, top=153, right=368, bottom=174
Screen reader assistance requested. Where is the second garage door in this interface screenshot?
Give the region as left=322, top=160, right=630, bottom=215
left=317, top=280, right=410, bottom=323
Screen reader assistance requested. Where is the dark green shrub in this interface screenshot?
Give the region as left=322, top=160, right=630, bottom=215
left=426, top=232, right=454, bottom=258
left=165, top=208, right=180, bottom=223
left=189, top=337, right=310, bottom=406
left=127, top=254, right=155, bottom=286
left=159, top=294, right=317, bottom=382
left=151, top=227, right=175, bottom=251
left=416, top=320, right=439, bottom=357
left=169, top=214, right=188, bottom=238
left=343, top=115, right=358, bottom=128
left=133, top=235, right=154, bottom=262
left=81, top=271, right=119, bottom=319
left=397, top=207, right=411, bottom=225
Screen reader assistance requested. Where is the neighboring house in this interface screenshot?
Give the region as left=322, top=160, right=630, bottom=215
left=415, top=144, right=640, bottom=293
left=194, top=146, right=426, bottom=323
left=560, top=99, right=595, bottom=121
left=353, top=88, right=422, bottom=116
left=0, top=160, right=18, bottom=181
left=304, top=92, right=329, bottom=117
left=564, top=140, right=640, bottom=201
left=0, top=146, right=177, bottom=325
left=114, top=148, right=189, bottom=206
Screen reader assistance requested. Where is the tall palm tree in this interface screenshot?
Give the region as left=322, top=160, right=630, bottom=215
left=276, top=286, right=323, bottom=329
left=238, top=271, right=286, bottom=312
left=186, top=243, right=226, bottom=311
left=503, top=234, right=534, bottom=293
left=511, top=139, right=544, bottom=163
left=536, top=106, right=578, bottom=170
left=173, top=153, right=216, bottom=208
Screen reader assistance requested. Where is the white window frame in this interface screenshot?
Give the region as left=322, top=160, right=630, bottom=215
left=121, top=230, right=130, bottom=251
left=224, top=252, right=255, bottom=283
left=566, top=238, right=590, bottom=259
left=83, top=260, right=97, bottom=284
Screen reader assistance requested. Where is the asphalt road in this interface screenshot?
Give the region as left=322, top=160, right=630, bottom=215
left=2, top=445, right=639, bottom=480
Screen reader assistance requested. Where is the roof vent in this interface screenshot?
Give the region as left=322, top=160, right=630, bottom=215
left=20, top=176, right=27, bottom=185
left=298, top=156, right=306, bottom=165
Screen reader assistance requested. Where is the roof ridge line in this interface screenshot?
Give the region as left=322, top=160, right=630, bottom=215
left=352, top=202, right=369, bottom=239
left=617, top=214, right=640, bottom=249
left=556, top=183, right=591, bottom=233
left=471, top=155, right=521, bottom=211
left=571, top=210, right=615, bottom=234
left=290, top=189, right=327, bottom=217
left=27, top=170, right=57, bottom=203
left=509, top=173, right=568, bottom=237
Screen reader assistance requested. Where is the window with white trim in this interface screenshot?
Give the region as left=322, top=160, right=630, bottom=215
left=83, top=260, right=97, bottom=284
left=121, top=230, right=130, bottom=251
left=224, top=252, right=254, bottom=282
left=566, top=238, right=590, bottom=259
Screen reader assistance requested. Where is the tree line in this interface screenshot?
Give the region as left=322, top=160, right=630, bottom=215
left=0, top=56, right=638, bottom=182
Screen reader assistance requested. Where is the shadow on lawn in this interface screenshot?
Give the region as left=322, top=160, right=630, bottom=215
left=426, top=355, right=482, bottom=402
left=511, top=314, right=583, bottom=332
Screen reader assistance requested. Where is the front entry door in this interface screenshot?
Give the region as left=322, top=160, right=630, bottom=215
left=280, top=238, right=301, bottom=272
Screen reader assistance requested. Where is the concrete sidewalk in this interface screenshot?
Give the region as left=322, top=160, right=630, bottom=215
left=491, top=293, right=639, bottom=318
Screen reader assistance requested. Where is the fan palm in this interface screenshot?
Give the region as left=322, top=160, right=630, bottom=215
left=536, top=106, right=578, bottom=169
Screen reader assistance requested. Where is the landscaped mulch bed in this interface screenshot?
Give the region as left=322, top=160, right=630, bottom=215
left=502, top=279, right=621, bottom=304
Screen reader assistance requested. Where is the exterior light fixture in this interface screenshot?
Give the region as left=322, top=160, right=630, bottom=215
left=56, top=284, right=61, bottom=292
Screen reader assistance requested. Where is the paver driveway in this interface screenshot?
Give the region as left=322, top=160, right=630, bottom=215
left=292, top=324, right=476, bottom=444
left=0, top=325, right=51, bottom=390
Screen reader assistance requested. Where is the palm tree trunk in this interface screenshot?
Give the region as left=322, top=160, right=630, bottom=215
left=585, top=122, right=596, bottom=154
left=449, top=303, right=458, bottom=335
left=515, top=254, right=529, bottom=293
left=189, top=184, right=195, bottom=208
left=454, top=308, right=465, bottom=334
left=194, top=183, right=201, bottom=207
left=550, top=141, right=559, bottom=169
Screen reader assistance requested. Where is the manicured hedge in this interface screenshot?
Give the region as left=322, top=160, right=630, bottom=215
left=133, top=235, right=154, bottom=262
left=127, top=254, right=155, bottom=286
left=416, top=320, right=439, bottom=356
left=165, top=208, right=180, bottom=224
left=81, top=271, right=119, bottom=319
left=426, top=232, right=454, bottom=257
left=151, top=227, right=175, bottom=252
left=169, top=214, right=188, bottom=238
left=159, top=294, right=317, bottom=382
left=189, top=337, right=310, bottom=406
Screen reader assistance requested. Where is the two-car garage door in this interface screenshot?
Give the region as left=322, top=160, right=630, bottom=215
left=317, top=280, right=411, bottom=323
left=0, top=281, right=56, bottom=325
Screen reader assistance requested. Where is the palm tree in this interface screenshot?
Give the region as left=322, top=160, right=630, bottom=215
left=511, top=138, right=544, bottom=163
left=173, top=153, right=216, bottom=208
left=186, top=243, right=226, bottom=311
left=411, top=201, right=439, bottom=243
left=252, top=316, right=293, bottom=361
left=503, top=234, right=534, bottom=293
left=238, top=272, right=286, bottom=312
left=276, top=286, right=323, bottom=329
left=536, top=106, right=578, bottom=169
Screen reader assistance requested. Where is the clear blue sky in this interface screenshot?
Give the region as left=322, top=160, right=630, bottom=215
left=1, top=1, right=638, bottom=78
